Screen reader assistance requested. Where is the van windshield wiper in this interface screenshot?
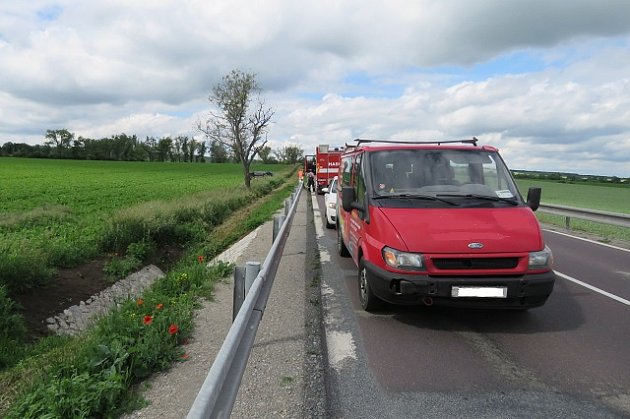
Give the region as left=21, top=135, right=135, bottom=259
left=374, top=193, right=458, bottom=206
left=437, top=194, right=519, bottom=206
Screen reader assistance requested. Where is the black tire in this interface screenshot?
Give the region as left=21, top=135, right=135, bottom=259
left=325, top=218, right=334, bottom=229
left=337, top=224, right=350, bottom=257
left=358, top=258, right=383, bottom=311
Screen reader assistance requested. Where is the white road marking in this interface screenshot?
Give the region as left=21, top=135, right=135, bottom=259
left=326, top=330, right=358, bottom=368
left=314, top=194, right=359, bottom=371
left=555, top=271, right=630, bottom=307
left=544, top=229, right=630, bottom=253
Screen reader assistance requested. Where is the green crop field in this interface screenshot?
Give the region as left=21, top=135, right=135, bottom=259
left=0, top=158, right=281, bottom=215
left=0, top=157, right=291, bottom=292
left=516, top=179, right=630, bottom=242
left=516, top=179, right=630, bottom=214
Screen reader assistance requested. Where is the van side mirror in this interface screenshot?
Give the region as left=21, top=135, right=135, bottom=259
left=342, top=187, right=356, bottom=212
left=527, top=187, right=541, bottom=211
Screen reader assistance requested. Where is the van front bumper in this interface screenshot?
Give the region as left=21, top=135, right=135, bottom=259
left=363, top=260, right=555, bottom=309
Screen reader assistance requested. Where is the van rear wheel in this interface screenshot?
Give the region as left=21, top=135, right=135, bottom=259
left=359, top=259, right=383, bottom=311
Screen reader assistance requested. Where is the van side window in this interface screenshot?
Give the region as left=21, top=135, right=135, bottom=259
left=355, top=154, right=366, bottom=208
left=341, top=157, right=352, bottom=187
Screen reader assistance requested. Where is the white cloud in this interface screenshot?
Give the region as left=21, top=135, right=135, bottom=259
left=1, top=0, right=630, bottom=175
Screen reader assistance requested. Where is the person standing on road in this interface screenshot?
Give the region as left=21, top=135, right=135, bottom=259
left=306, top=170, right=315, bottom=192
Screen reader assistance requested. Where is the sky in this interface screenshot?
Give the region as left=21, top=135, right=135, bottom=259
left=1, top=0, right=630, bottom=177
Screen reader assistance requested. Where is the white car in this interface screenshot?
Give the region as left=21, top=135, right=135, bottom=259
left=322, top=176, right=338, bottom=229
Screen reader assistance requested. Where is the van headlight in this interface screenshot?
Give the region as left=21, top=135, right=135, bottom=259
left=327, top=201, right=336, bottom=209
left=382, top=246, right=425, bottom=271
left=528, top=246, right=553, bottom=270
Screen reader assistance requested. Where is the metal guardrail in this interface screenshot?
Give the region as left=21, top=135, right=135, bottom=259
left=538, top=203, right=630, bottom=229
left=186, top=183, right=303, bottom=419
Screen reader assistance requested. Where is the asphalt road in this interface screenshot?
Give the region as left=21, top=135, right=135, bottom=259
left=312, top=193, right=630, bottom=419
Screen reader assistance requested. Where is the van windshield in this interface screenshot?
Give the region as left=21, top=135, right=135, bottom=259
left=369, top=149, right=522, bottom=207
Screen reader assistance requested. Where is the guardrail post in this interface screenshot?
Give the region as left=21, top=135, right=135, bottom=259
left=273, top=214, right=285, bottom=243
left=232, top=266, right=245, bottom=321
left=245, top=262, right=261, bottom=294
left=284, top=198, right=291, bottom=216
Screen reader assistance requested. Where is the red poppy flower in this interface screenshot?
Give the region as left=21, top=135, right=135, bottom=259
left=143, top=315, right=153, bottom=325
left=136, top=298, right=144, bottom=306
left=168, top=324, right=179, bottom=335
left=156, top=303, right=164, bottom=310
left=197, top=255, right=204, bottom=264
left=181, top=353, right=189, bottom=360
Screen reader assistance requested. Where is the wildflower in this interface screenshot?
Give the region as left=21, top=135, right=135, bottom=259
left=168, top=324, right=179, bottom=335
left=136, top=298, right=144, bottom=306
left=197, top=255, right=205, bottom=264
left=143, top=315, right=153, bottom=325
left=181, top=353, right=189, bottom=360
left=156, top=303, right=164, bottom=310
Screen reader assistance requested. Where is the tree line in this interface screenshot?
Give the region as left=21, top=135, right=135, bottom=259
left=512, top=170, right=628, bottom=184
left=2, top=68, right=305, bottom=188
left=0, top=128, right=304, bottom=164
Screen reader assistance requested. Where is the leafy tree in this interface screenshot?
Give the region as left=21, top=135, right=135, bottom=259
left=45, top=129, right=74, bottom=158
left=143, top=137, right=158, bottom=161
left=257, top=145, right=275, bottom=163
left=274, top=145, right=303, bottom=164
left=282, top=145, right=304, bottom=164
left=157, top=137, right=173, bottom=162
left=109, top=134, right=139, bottom=160
left=195, top=139, right=207, bottom=163
left=198, top=69, right=274, bottom=187
left=70, top=138, right=84, bottom=159
left=209, top=140, right=229, bottom=163
left=172, top=136, right=183, bottom=162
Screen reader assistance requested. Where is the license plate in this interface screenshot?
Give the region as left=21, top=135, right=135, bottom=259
left=451, top=286, right=507, bottom=298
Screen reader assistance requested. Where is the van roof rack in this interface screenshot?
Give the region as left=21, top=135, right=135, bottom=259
left=353, top=137, right=478, bottom=147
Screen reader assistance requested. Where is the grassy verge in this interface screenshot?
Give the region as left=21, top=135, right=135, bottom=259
left=0, top=177, right=298, bottom=418
left=535, top=212, right=630, bottom=244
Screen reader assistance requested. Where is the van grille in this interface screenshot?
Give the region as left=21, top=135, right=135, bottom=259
left=432, top=258, right=519, bottom=270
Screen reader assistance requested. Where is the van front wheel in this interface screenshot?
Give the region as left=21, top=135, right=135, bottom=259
left=359, top=259, right=383, bottom=311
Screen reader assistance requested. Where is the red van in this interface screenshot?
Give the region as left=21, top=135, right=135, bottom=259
left=337, top=138, right=555, bottom=311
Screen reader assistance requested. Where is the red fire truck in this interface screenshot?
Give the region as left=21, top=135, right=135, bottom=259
left=304, top=145, right=341, bottom=194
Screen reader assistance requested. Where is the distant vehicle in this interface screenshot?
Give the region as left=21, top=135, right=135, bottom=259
left=249, top=171, right=273, bottom=179
left=305, top=145, right=342, bottom=194
left=337, top=138, right=555, bottom=311
left=322, top=176, right=338, bottom=229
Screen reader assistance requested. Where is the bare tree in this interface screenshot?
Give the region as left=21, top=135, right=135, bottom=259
left=198, top=69, right=274, bottom=188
